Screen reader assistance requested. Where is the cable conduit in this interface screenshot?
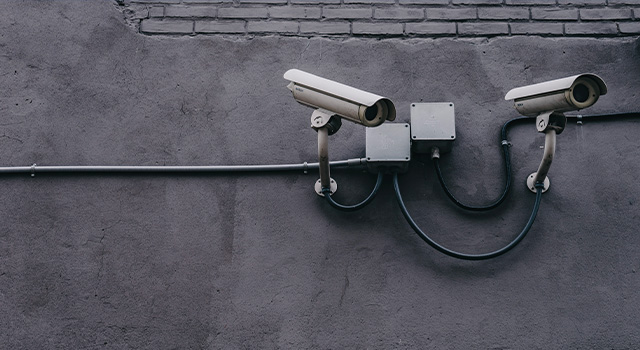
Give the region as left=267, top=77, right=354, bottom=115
left=322, top=172, right=384, bottom=211
left=394, top=172, right=544, bottom=261
left=0, top=159, right=368, bottom=175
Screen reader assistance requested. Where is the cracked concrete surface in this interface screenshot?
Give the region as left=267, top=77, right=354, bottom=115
left=1, top=1, right=640, bottom=349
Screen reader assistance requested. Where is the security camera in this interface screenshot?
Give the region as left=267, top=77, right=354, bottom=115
left=505, top=73, right=608, bottom=194
left=504, top=73, right=607, bottom=117
left=284, top=69, right=396, bottom=127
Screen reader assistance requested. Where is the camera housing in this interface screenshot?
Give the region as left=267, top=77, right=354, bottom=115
left=505, top=73, right=607, bottom=194
left=504, top=73, right=607, bottom=117
left=284, top=69, right=396, bottom=127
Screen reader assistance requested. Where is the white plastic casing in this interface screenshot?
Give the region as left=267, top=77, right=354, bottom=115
left=504, top=74, right=607, bottom=101
left=504, top=73, right=607, bottom=117
left=365, top=123, right=411, bottom=174
left=284, top=69, right=396, bottom=127
left=410, top=102, right=456, bottom=154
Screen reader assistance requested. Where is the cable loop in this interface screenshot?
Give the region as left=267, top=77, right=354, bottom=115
left=393, top=172, right=543, bottom=261
left=323, top=172, right=384, bottom=212
left=433, top=156, right=509, bottom=211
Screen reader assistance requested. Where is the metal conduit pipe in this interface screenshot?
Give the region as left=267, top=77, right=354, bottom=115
left=0, top=159, right=368, bottom=175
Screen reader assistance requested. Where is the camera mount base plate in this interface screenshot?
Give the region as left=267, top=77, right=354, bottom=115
left=315, top=178, right=337, bottom=197
left=527, top=173, right=550, bottom=193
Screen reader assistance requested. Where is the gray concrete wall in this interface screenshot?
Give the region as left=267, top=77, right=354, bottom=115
left=1, top=1, right=640, bottom=349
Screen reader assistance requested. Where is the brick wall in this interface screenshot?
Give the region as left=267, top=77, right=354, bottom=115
left=116, top=0, right=640, bottom=37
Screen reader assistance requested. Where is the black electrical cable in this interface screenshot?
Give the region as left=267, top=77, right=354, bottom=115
left=433, top=156, right=507, bottom=211
left=434, top=112, right=640, bottom=211
left=433, top=116, right=530, bottom=211
left=322, top=172, right=384, bottom=212
left=394, top=172, right=544, bottom=261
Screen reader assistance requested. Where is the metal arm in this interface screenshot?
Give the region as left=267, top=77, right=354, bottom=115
left=315, top=126, right=337, bottom=195
left=526, top=112, right=565, bottom=193
left=311, top=109, right=339, bottom=196
left=533, top=129, right=556, bottom=184
left=527, top=129, right=555, bottom=193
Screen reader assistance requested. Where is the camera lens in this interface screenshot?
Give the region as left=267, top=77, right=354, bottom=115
left=572, top=83, right=590, bottom=103
left=364, top=104, right=378, bottom=121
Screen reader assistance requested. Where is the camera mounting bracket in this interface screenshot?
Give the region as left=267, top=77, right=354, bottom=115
left=536, top=111, right=566, bottom=134
left=311, top=110, right=338, bottom=197
left=527, top=112, right=565, bottom=193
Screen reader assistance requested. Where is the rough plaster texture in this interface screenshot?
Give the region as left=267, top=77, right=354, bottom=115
left=1, top=1, right=640, bottom=349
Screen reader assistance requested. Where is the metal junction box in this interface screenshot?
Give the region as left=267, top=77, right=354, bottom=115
left=365, top=123, right=411, bottom=174
left=410, top=102, right=456, bottom=154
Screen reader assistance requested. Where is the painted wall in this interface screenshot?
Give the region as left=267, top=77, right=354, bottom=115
left=119, top=0, right=640, bottom=37
left=1, top=1, right=640, bottom=349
